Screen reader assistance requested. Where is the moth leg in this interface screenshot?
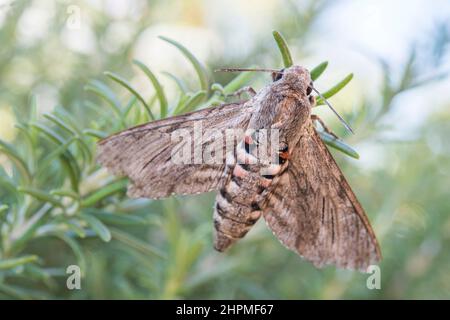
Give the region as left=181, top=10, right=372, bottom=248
left=228, top=86, right=256, bottom=99
left=311, top=114, right=339, bottom=139
left=309, top=95, right=316, bottom=107
left=278, top=142, right=289, bottom=164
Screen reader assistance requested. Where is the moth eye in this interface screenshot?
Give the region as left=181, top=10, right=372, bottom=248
left=306, top=82, right=313, bottom=96
left=272, top=68, right=284, bottom=82
left=279, top=142, right=288, bottom=153
left=278, top=142, right=289, bottom=164
left=244, top=140, right=251, bottom=153
left=273, top=73, right=282, bottom=81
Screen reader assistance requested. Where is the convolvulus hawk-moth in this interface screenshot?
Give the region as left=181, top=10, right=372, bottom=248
left=98, top=65, right=381, bottom=271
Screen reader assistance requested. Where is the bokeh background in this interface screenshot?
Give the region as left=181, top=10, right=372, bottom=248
left=0, top=0, right=450, bottom=299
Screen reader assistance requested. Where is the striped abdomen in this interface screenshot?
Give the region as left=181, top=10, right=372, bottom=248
left=213, top=132, right=289, bottom=251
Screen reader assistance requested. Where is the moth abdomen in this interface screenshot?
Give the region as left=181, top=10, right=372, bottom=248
left=213, top=163, right=264, bottom=252
left=213, top=200, right=261, bottom=252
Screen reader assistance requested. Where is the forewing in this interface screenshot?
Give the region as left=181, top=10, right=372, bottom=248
left=98, top=102, right=252, bottom=199
left=262, top=124, right=381, bottom=271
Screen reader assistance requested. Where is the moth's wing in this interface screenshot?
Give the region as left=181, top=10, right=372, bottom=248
left=262, top=125, right=381, bottom=271
left=98, top=102, right=252, bottom=199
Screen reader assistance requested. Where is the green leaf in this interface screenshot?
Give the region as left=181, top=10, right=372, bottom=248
left=79, top=213, right=111, bottom=242
left=30, top=122, right=80, bottom=190
left=65, top=220, right=86, bottom=238
left=186, top=260, right=240, bottom=290
left=272, top=30, right=293, bottom=67
left=54, top=233, right=86, bottom=272
left=318, top=131, right=360, bottom=159
left=310, top=61, right=328, bottom=81
left=81, top=179, right=128, bottom=207
left=85, top=80, right=121, bottom=112
left=18, top=187, right=64, bottom=207
left=133, top=59, right=168, bottom=118
left=54, top=108, right=84, bottom=134
left=162, top=71, right=188, bottom=92
left=91, top=211, right=149, bottom=226
left=0, top=140, right=31, bottom=184
left=74, top=153, right=91, bottom=176
left=0, top=204, right=8, bottom=215
left=159, top=36, right=209, bottom=92
left=52, top=109, right=93, bottom=163
left=408, top=71, right=449, bottom=91
left=85, top=80, right=125, bottom=126
left=175, top=90, right=207, bottom=114
left=104, top=71, right=155, bottom=120
left=28, top=94, right=38, bottom=121
left=0, top=176, right=18, bottom=200
left=0, top=255, right=39, bottom=270
left=50, top=189, right=79, bottom=199
left=211, top=83, right=224, bottom=94
left=399, top=49, right=416, bottom=91
left=43, top=113, right=76, bottom=135
left=14, top=123, right=36, bottom=171
left=223, top=72, right=254, bottom=95
left=316, top=73, right=354, bottom=105
left=30, top=122, right=66, bottom=144
left=44, top=113, right=91, bottom=164
left=83, top=129, right=107, bottom=139
left=36, top=137, right=77, bottom=176
left=110, top=228, right=166, bottom=259
left=23, top=264, right=52, bottom=282
left=9, top=203, right=53, bottom=255
left=83, top=100, right=103, bottom=115
left=0, top=283, right=33, bottom=299
left=123, top=96, right=138, bottom=119
left=173, top=94, right=189, bottom=113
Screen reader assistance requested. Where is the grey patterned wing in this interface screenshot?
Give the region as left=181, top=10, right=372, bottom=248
left=262, top=124, right=381, bottom=271
left=98, top=102, right=252, bottom=199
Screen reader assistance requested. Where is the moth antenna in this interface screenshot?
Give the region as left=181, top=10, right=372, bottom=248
left=215, top=68, right=283, bottom=74
left=310, top=86, right=354, bottom=134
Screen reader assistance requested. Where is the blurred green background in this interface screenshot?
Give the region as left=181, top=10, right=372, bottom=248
left=0, top=0, right=449, bottom=299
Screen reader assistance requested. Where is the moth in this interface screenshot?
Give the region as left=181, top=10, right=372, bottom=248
left=97, top=65, right=381, bottom=271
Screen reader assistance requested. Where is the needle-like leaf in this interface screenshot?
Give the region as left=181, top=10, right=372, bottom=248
left=159, top=36, right=209, bottom=93
left=310, top=61, right=329, bottom=81
left=133, top=59, right=168, bottom=118
left=104, top=71, right=155, bottom=120
left=273, top=30, right=294, bottom=67
left=316, top=73, right=354, bottom=105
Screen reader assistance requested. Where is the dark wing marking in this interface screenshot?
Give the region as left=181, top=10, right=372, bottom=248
left=262, top=124, right=381, bottom=271
left=98, top=102, right=252, bottom=199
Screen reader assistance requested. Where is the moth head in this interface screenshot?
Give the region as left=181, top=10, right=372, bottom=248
left=214, top=65, right=354, bottom=134
left=277, top=65, right=313, bottom=96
